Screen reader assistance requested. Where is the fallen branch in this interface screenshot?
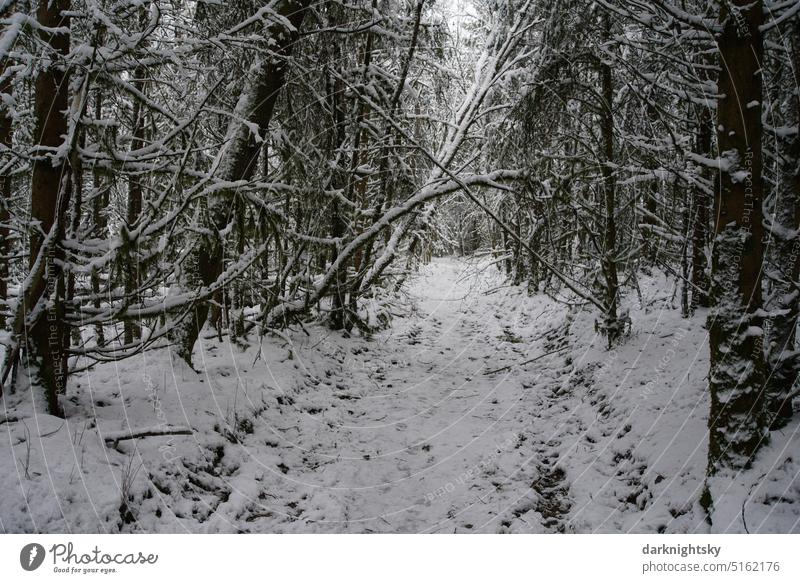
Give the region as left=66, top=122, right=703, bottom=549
left=103, top=425, right=192, bottom=447
left=484, top=346, right=569, bottom=375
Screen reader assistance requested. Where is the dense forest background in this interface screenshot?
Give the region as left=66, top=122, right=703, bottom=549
left=1, top=0, right=800, bottom=531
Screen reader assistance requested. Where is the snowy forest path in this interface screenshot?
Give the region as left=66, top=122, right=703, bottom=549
left=228, top=258, right=577, bottom=533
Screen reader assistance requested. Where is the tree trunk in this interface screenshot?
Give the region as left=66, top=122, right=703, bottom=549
left=764, top=17, right=800, bottom=428
left=26, top=0, right=72, bottom=416
left=0, top=2, right=12, bottom=332
left=691, top=104, right=712, bottom=309
left=327, top=42, right=348, bottom=331
left=599, top=14, right=620, bottom=345
left=66, top=116, right=84, bottom=348
left=124, top=63, right=146, bottom=345
left=705, top=0, right=767, bottom=483
left=172, top=0, right=310, bottom=366
left=679, top=176, right=691, bottom=318
left=91, top=93, right=107, bottom=346
left=340, top=0, right=378, bottom=333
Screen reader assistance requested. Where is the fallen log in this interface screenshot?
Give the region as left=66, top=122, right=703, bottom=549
left=103, top=425, right=192, bottom=447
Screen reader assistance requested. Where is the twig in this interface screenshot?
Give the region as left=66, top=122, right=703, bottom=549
left=40, top=422, right=65, bottom=438
left=742, top=470, right=769, bottom=534
left=484, top=346, right=569, bottom=375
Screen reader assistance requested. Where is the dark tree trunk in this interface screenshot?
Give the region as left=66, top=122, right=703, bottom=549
left=327, top=54, right=348, bottom=331
left=329, top=199, right=347, bottom=331
left=764, top=17, right=800, bottom=428
left=124, top=64, right=146, bottom=345
left=0, top=3, right=12, bottom=332
left=705, top=0, right=767, bottom=484
left=66, top=119, right=84, bottom=348
left=599, top=14, right=620, bottom=345
left=26, top=0, right=72, bottom=416
left=680, top=177, right=691, bottom=318
left=91, top=93, right=107, bottom=346
left=691, top=104, right=712, bottom=309
left=343, top=4, right=377, bottom=334
left=501, top=210, right=512, bottom=275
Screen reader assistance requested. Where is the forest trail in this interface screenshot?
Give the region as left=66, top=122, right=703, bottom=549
left=3, top=257, right=587, bottom=534
left=227, top=257, right=567, bottom=533
left=5, top=258, right=798, bottom=534
left=168, top=257, right=796, bottom=534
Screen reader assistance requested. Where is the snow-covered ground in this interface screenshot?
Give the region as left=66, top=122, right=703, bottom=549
left=1, top=258, right=799, bottom=533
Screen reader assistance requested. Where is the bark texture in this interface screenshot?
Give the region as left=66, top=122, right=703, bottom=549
left=26, top=0, right=73, bottom=416
left=706, top=0, right=767, bottom=477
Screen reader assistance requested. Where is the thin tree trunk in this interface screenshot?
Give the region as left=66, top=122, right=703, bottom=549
left=66, top=119, right=83, bottom=347
left=124, top=63, right=146, bottom=345
left=692, top=104, right=712, bottom=309
left=327, top=45, right=348, bottom=331
left=91, top=93, right=106, bottom=346
left=680, top=177, right=690, bottom=318
left=341, top=0, right=378, bottom=332
left=599, top=13, right=620, bottom=345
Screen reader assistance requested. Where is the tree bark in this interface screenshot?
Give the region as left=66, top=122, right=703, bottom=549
left=691, top=104, right=712, bottom=309
left=0, top=2, right=13, bottom=332
left=705, top=0, right=767, bottom=481
left=764, top=17, right=800, bottom=428
left=26, top=0, right=72, bottom=416
left=599, top=13, right=620, bottom=345
left=124, top=62, right=146, bottom=345
left=90, top=93, right=107, bottom=346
